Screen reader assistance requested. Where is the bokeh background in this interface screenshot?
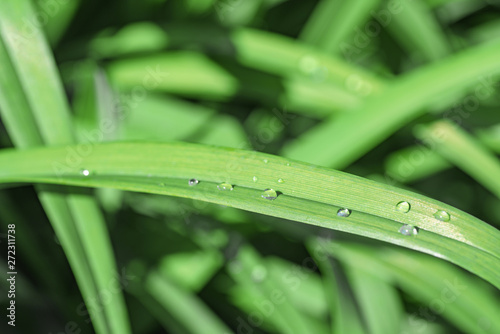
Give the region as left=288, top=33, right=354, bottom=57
left=1, top=0, right=500, bottom=333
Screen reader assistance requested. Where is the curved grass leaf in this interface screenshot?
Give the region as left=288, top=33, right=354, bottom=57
left=318, top=240, right=500, bottom=334
left=282, top=39, right=500, bottom=168
left=0, top=1, right=131, bottom=333
left=0, top=142, right=499, bottom=290
left=388, top=0, right=451, bottom=61
left=414, top=120, right=500, bottom=200
left=299, top=0, right=382, bottom=54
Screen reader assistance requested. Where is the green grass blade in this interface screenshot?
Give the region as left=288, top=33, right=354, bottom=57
left=385, top=145, right=451, bottom=183
left=346, top=266, right=403, bottom=334
left=145, top=270, right=232, bottom=334
left=321, top=240, right=500, bottom=334
left=300, top=0, right=382, bottom=54
left=309, top=252, right=366, bottom=334
left=0, top=0, right=74, bottom=144
left=0, top=142, right=499, bottom=290
left=0, top=37, right=43, bottom=148
left=105, top=51, right=360, bottom=116
left=0, top=32, right=110, bottom=334
left=415, top=120, right=500, bottom=200
left=0, top=1, right=131, bottom=332
left=282, top=40, right=500, bottom=168
left=231, top=28, right=385, bottom=92
left=387, top=0, right=451, bottom=61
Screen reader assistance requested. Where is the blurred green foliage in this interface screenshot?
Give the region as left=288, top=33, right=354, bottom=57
left=1, top=0, right=500, bottom=333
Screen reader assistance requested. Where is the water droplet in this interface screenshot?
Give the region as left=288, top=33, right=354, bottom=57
left=217, top=183, right=233, bottom=191
left=263, top=159, right=268, bottom=164
left=277, top=178, right=285, bottom=183
left=261, top=189, right=278, bottom=200
left=286, top=162, right=291, bottom=166
left=337, top=208, right=351, bottom=217
left=251, top=265, right=267, bottom=283
left=399, top=224, right=418, bottom=236
left=434, top=210, right=450, bottom=222
left=80, top=169, right=90, bottom=176
left=188, top=178, right=199, bottom=186
left=252, top=176, right=258, bottom=182
left=396, top=201, right=411, bottom=213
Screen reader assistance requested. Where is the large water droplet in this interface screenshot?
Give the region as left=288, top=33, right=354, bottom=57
left=434, top=210, right=450, bottom=222
left=251, top=265, right=267, bottom=283
left=80, top=169, right=90, bottom=176
left=277, top=178, right=285, bottom=183
left=396, top=201, right=411, bottom=213
left=337, top=208, right=351, bottom=217
left=188, top=178, right=199, bottom=186
left=217, top=183, right=233, bottom=191
left=261, top=189, right=278, bottom=200
left=252, top=176, right=258, bottom=183
left=399, top=224, right=418, bottom=236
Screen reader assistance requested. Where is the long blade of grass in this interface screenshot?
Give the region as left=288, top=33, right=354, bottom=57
left=299, top=0, right=382, bottom=54
left=414, top=120, right=500, bottom=200
left=145, top=270, right=232, bottom=334
left=387, top=0, right=451, bottom=61
left=282, top=39, right=500, bottom=168
left=0, top=1, right=131, bottom=332
left=0, top=14, right=110, bottom=334
left=0, top=142, right=499, bottom=290
left=320, top=240, right=500, bottom=334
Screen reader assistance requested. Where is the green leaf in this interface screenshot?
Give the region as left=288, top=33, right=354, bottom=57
left=0, top=142, right=499, bottom=291
left=319, top=240, right=500, bottom=334
left=283, top=40, right=500, bottom=168
left=414, top=120, right=500, bottom=200
left=0, top=1, right=131, bottom=333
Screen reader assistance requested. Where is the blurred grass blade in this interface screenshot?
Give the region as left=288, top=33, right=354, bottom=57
left=300, top=0, right=382, bottom=54
left=0, top=142, right=499, bottom=290
left=320, top=240, right=500, bottom=334
left=0, top=1, right=131, bottom=333
left=414, top=120, right=500, bottom=200
left=308, top=251, right=366, bottom=334
left=231, top=28, right=385, bottom=93
left=35, top=0, right=81, bottom=46
left=345, top=267, right=403, bottom=334
left=282, top=40, right=500, bottom=168
left=385, top=145, right=451, bottom=184
left=387, top=0, right=451, bottom=61
left=229, top=245, right=316, bottom=334
left=308, top=238, right=404, bottom=334
left=0, top=7, right=110, bottom=334
left=105, top=51, right=360, bottom=116
left=145, top=270, right=232, bottom=334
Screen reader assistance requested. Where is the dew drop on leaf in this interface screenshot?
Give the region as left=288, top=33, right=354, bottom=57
left=80, top=169, right=90, bottom=176
left=261, top=189, right=278, bottom=200
left=252, top=176, right=258, bottom=182
left=188, top=178, right=199, bottom=186
left=399, top=224, right=418, bottom=236
left=337, top=208, right=351, bottom=217
left=278, top=178, right=285, bottom=183
left=217, top=183, right=233, bottom=191
left=434, top=210, right=451, bottom=222
left=396, top=201, right=411, bottom=213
